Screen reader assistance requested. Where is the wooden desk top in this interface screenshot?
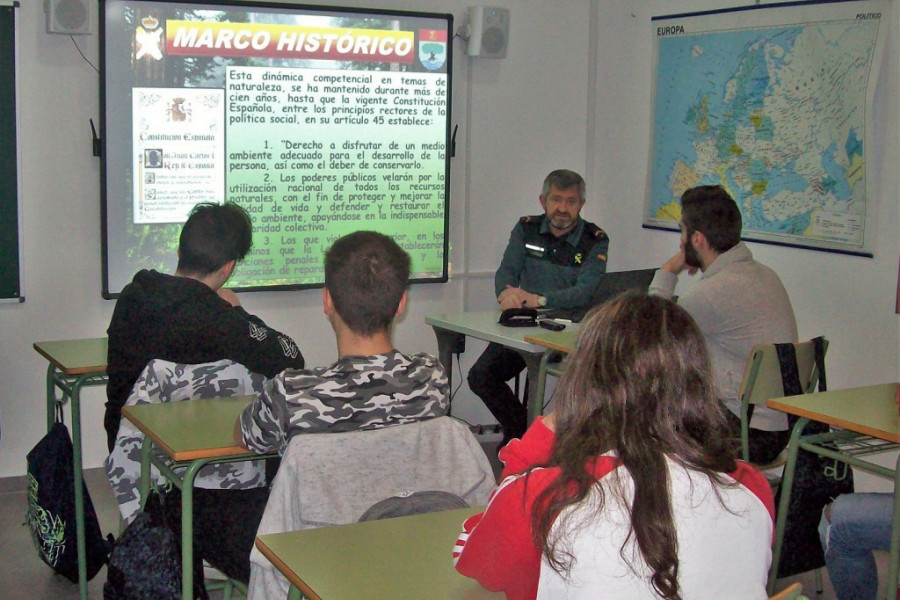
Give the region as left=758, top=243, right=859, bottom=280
left=523, top=329, right=578, bottom=354
left=33, top=338, right=108, bottom=375
left=122, top=396, right=256, bottom=462
left=255, top=506, right=502, bottom=600
left=767, top=382, right=900, bottom=443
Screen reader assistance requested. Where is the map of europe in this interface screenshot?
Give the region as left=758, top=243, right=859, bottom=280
left=646, top=3, right=884, bottom=255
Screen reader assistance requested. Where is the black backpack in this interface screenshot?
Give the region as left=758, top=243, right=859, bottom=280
left=25, top=420, right=112, bottom=582
left=104, top=490, right=209, bottom=600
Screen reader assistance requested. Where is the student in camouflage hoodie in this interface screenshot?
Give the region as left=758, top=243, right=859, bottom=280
left=236, top=230, right=448, bottom=455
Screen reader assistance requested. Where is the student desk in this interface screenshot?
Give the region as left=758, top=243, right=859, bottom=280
left=122, top=395, right=274, bottom=600
left=255, top=506, right=503, bottom=600
left=523, top=330, right=578, bottom=415
left=33, top=337, right=109, bottom=600
left=765, top=382, right=900, bottom=595
left=425, top=310, right=578, bottom=424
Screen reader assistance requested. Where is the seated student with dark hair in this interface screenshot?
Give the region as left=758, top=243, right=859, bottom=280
left=650, top=185, right=797, bottom=464
left=454, top=293, right=774, bottom=600
left=237, top=232, right=497, bottom=600
left=105, top=201, right=305, bottom=584
left=236, top=229, right=448, bottom=454
left=106, top=201, right=305, bottom=450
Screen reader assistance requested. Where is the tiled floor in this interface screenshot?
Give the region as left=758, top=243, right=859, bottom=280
left=0, top=452, right=846, bottom=600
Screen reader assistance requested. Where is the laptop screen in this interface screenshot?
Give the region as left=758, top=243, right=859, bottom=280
left=543, top=268, right=658, bottom=322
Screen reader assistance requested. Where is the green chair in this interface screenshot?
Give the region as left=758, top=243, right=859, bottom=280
left=737, top=338, right=829, bottom=467
left=737, top=338, right=827, bottom=595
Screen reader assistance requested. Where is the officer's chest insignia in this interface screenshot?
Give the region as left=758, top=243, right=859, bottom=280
left=525, top=243, right=545, bottom=258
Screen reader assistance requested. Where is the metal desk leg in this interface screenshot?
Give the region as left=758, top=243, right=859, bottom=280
left=522, top=352, right=544, bottom=425
left=531, top=350, right=554, bottom=425
left=46, top=363, right=56, bottom=431
left=181, top=460, right=207, bottom=600
left=138, top=436, right=153, bottom=510
left=767, top=417, right=808, bottom=595
left=70, top=376, right=88, bottom=600
left=888, top=454, right=900, bottom=595
left=46, top=364, right=90, bottom=600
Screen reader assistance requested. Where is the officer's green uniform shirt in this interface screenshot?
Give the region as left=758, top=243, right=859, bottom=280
left=494, top=215, right=609, bottom=310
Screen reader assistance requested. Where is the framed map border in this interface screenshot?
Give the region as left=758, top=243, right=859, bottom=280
left=644, top=0, right=887, bottom=257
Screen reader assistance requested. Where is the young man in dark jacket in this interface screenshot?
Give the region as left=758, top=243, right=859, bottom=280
left=105, top=201, right=304, bottom=450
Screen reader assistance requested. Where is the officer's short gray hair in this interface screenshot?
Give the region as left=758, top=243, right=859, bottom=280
left=542, top=170, right=585, bottom=200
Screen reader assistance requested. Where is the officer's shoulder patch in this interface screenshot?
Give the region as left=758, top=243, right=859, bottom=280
left=584, top=223, right=608, bottom=239
left=520, top=215, right=535, bottom=224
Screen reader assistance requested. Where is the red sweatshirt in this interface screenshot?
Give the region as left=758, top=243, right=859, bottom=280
left=453, top=418, right=775, bottom=600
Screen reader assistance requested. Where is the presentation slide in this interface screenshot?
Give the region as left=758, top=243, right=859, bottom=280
left=101, top=0, right=452, bottom=297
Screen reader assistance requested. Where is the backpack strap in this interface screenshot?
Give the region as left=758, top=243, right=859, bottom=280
left=812, top=336, right=827, bottom=392
left=776, top=339, right=828, bottom=434
left=775, top=343, right=802, bottom=397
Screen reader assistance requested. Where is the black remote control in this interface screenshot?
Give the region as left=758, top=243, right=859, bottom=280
left=539, top=319, right=566, bottom=331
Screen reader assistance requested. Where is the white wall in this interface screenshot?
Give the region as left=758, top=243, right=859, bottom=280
left=1, top=0, right=898, bottom=480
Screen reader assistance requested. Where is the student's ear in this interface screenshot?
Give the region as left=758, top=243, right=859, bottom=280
left=323, top=287, right=335, bottom=316
left=692, top=230, right=709, bottom=251
left=221, top=260, right=236, bottom=280
left=212, top=260, right=236, bottom=289
left=395, top=291, right=408, bottom=317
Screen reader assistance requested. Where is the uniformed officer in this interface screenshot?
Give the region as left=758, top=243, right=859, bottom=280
left=468, top=169, right=610, bottom=447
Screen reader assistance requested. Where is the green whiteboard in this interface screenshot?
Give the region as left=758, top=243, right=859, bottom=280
left=0, top=2, right=19, bottom=301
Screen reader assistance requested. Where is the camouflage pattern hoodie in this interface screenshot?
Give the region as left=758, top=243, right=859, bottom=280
left=238, top=350, right=448, bottom=455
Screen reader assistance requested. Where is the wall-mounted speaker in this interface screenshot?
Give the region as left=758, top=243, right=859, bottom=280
left=45, top=0, right=92, bottom=35
left=466, top=6, right=509, bottom=58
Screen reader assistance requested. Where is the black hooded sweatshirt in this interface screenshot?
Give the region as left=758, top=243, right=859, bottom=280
left=104, top=269, right=305, bottom=449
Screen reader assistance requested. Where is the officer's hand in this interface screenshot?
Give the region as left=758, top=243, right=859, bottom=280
left=498, top=286, right=528, bottom=309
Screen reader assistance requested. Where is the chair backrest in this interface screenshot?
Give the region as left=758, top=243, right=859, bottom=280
left=768, top=582, right=808, bottom=600
left=247, top=416, right=497, bottom=600
left=737, top=338, right=828, bottom=462
left=105, top=358, right=268, bottom=524
left=739, top=339, right=826, bottom=406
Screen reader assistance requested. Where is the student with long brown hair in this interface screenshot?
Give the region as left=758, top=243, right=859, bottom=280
left=454, top=293, right=775, bottom=600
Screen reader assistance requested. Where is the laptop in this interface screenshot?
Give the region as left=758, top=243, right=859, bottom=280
left=542, top=268, right=658, bottom=323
